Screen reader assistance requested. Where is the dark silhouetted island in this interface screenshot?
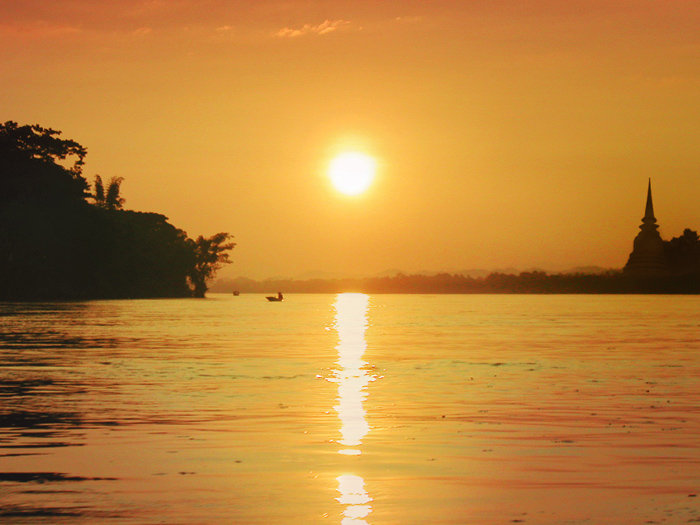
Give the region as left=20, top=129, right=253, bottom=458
left=0, top=121, right=234, bottom=300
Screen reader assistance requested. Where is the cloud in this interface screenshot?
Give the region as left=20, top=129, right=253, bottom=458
left=132, top=27, right=153, bottom=37
left=394, top=16, right=422, bottom=24
left=0, top=20, right=82, bottom=39
left=275, top=19, right=350, bottom=38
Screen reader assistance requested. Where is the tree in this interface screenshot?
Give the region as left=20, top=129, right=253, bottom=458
left=665, top=229, right=700, bottom=275
left=92, top=210, right=193, bottom=298
left=1, top=121, right=93, bottom=299
left=1, top=120, right=232, bottom=300
left=188, top=233, right=236, bottom=297
left=1, top=121, right=89, bottom=205
left=0, top=121, right=86, bottom=174
left=92, top=175, right=125, bottom=210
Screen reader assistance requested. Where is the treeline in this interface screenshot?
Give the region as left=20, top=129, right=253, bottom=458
left=0, top=121, right=234, bottom=300
left=216, top=213, right=700, bottom=295
left=217, top=269, right=700, bottom=295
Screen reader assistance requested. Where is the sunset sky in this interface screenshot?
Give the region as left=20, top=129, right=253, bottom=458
left=3, top=1, right=700, bottom=279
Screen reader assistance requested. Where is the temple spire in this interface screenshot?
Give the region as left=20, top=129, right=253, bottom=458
left=643, top=178, right=656, bottom=224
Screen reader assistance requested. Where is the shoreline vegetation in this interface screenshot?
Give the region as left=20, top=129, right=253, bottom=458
left=1, top=121, right=234, bottom=301
left=214, top=269, right=700, bottom=295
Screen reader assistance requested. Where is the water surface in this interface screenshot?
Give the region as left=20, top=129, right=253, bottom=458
left=1, top=294, right=700, bottom=524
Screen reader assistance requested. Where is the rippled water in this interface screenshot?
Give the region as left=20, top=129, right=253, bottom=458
left=1, top=294, right=700, bottom=524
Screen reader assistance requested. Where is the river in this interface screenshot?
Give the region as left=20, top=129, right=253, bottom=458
left=1, top=294, right=699, bottom=524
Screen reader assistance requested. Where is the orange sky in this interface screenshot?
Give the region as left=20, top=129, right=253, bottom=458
left=3, top=1, right=700, bottom=279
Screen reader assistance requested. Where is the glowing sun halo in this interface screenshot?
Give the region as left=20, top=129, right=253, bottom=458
left=329, top=152, right=376, bottom=196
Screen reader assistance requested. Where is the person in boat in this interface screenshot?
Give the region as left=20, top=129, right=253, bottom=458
left=277, top=292, right=283, bottom=300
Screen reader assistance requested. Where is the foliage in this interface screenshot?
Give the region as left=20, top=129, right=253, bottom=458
left=188, top=233, right=236, bottom=298
left=664, top=229, right=700, bottom=276
left=92, top=175, right=125, bottom=210
left=0, top=121, right=86, bottom=173
left=1, top=121, right=234, bottom=300
left=88, top=210, right=194, bottom=298
left=0, top=121, right=90, bottom=206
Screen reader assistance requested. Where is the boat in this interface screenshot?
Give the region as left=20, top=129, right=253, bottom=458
left=266, top=292, right=284, bottom=302
left=233, top=290, right=240, bottom=296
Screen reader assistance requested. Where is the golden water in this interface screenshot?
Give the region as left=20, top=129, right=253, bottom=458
left=1, top=294, right=700, bottom=523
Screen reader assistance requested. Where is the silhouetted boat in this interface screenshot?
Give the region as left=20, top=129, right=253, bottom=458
left=233, top=291, right=240, bottom=296
left=266, top=293, right=284, bottom=302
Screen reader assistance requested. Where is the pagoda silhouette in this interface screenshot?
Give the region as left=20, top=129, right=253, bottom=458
left=623, top=179, right=672, bottom=276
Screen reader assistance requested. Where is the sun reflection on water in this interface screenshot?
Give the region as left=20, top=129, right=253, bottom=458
left=336, top=474, right=372, bottom=524
left=331, top=293, right=374, bottom=522
left=331, top=293, right=372, bottom=453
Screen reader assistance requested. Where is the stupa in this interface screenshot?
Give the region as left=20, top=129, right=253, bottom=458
left=623, top=179, right=672, bottom=276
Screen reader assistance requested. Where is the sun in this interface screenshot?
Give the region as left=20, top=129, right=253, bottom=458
left=328, top=152, right=377, bottom=196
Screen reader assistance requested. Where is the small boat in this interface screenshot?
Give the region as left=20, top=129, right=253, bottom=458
left=233, top=291, right=240, bottom=296
left=266, top=292, right=284, bottom=302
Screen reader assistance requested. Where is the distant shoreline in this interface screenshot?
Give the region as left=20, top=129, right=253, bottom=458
left=212, top=271, right=700, bottom=295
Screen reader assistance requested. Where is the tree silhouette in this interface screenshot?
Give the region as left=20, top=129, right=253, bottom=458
left=188, top=233, right=236, bottom=298
left=94, top=175, right=105, bottom=204
left=1, top=120, right=236, bottom=300
left=0, top=121, right=86, bottom=174
left=92, top=175, right=125, bottom=210
left=665, top=229, right=700, bottom=275
left=1, top=121, right=89, bottom=206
